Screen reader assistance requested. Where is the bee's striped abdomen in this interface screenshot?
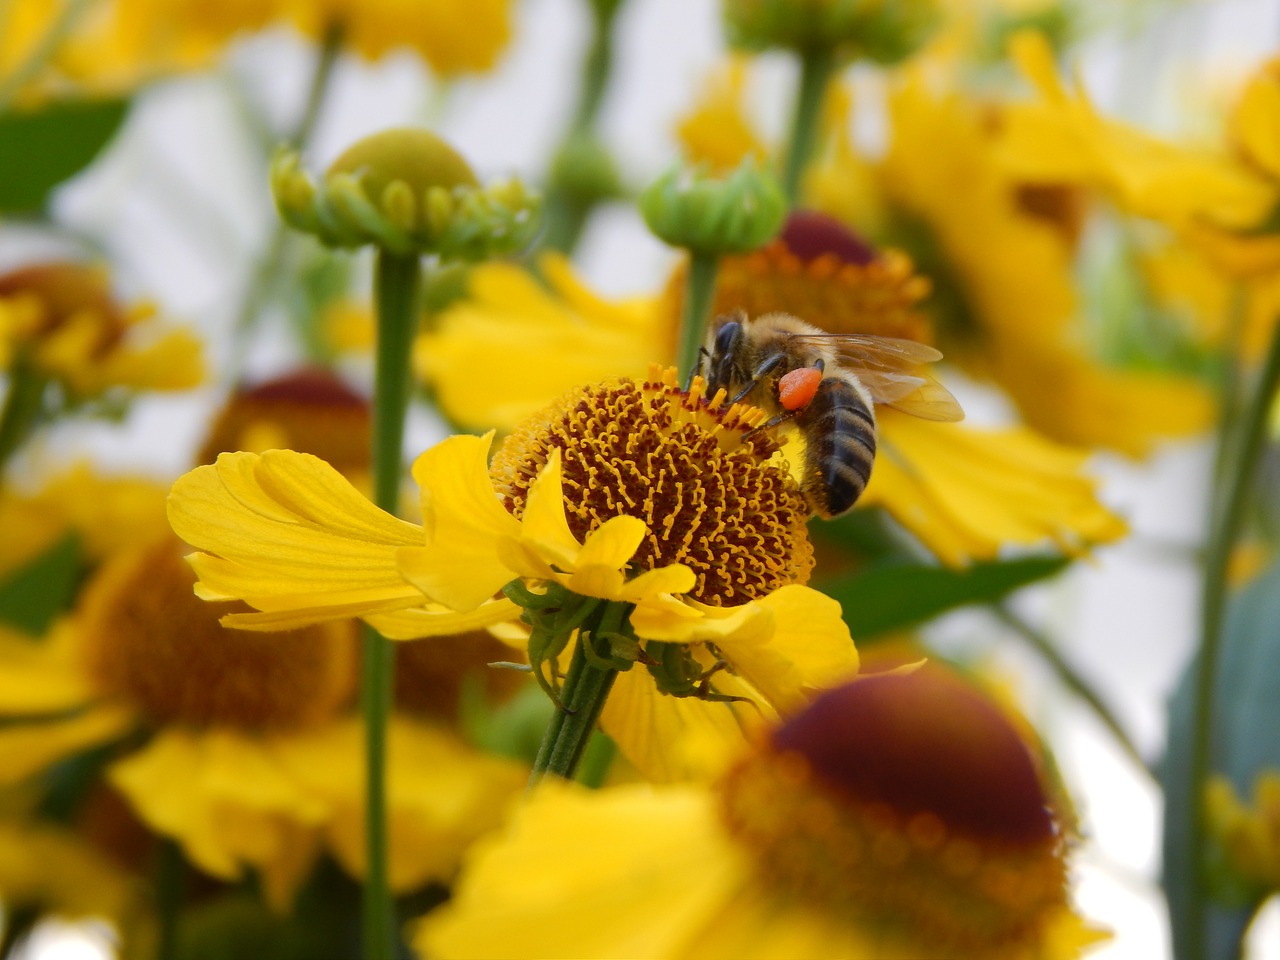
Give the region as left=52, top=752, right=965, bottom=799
left=801, top=379, right=876, bottom=518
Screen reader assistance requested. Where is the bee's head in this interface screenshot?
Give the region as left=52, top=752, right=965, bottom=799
left=705, top=312, right=746, bottom=391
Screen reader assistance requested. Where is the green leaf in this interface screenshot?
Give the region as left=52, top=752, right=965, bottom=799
left=1163, top=558, right=1280, bottom=960
left=817, top=553, right=1069, bottom=640
left=0, top=98, right=129, bottom=212
left=0, top=533, right=82, bottom=634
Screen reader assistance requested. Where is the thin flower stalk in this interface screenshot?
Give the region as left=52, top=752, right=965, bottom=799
left=362, top=248, right=422, bottom=960
left=1184, top=317, right=1280, bottom=958
left=677, top=250, right=719, bottom=382
left=782, top=45, right=835, bottom=206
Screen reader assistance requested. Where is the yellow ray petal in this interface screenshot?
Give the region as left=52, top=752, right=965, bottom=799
left=0, top=622, right=94, bottom=714
left=864, top=412, right=1126, bottom=566
left=599, top=669, right=755, bottom=783
left=713, top=585, right=859, bottom=716
left=400, top=433, right=520, bottom=612
left=363, top=598, right=522, bottom=640
left=274, top=716, right=527, bottom=892
left=415, top=782, right=747, bottom=960
left=0, top=704, right=134, bottom=787
left=108, top=727, right=327, bottom=894
left=169, top=450, right=425, bottom=618
left=517, top=448, right=582, bottom=571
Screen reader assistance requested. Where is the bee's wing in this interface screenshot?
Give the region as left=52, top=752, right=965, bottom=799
left=789, top=334, right=965, bottom=422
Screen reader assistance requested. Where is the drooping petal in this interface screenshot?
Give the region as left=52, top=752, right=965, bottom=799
left=108, top=727, right=326, bottom=907
left=863, top=412, right=1127, bottom=566
left=712, top=585, right=860, bottom=716
left=600, top=668, right=760, bottom=784
left=629, top=594, right=768, bottom=644
left=514, top=448, right=582, bottom=572
left=274, top=716, right=527, bottom=892
left=400, top=433, right=521, bottom=612
left=363, top=598, right=522, bottom=640
left=169, top=451, right=425, bottom=621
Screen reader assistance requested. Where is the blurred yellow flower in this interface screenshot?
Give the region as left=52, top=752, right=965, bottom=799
left=168, top=370, right=861, bottom=780
left=417, top=669, right=1105, bottom=959
left=0, top=262, right=203, bottom=399
left=284, top=0, right=514, bottom=74
left=1205, top=770, right=1280, bottom=893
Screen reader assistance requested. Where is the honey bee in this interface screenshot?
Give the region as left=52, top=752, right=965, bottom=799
left=699, top=311, right=964, bottom=518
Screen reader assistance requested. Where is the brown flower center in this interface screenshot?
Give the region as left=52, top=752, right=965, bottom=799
left=488, top=367, right=815, bottom=605
left=81, top=536, right=357, bottom=731
left=717, top=669, right=1071, bottom=956
left=196, top=367, right=371, bottom=475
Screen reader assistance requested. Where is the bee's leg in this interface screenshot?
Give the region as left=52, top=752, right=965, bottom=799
left=683, top=345, right=714, bottom=392
left=741, top=407, right=799, bottom=440
left=728, top=353, right=785, bottom=404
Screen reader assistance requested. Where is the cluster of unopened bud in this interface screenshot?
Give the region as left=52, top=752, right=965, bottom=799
left=639, top=157, right=786, bottom=256
left=271, top=128, right=541, bottom=260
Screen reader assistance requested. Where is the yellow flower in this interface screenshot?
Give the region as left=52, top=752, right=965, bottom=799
left=876, top=68, right=1215, bottom=456
left=674, top=57, right=771, bottom=174
left=1205, top=770, right=1280, bottom=893
left=284, top=0, right=514, bottom=74
left=0, top=462, right=171, bottom=580
left=168, top=368, right=861, bottom=780
left=995, top=31, right=1277, bottom=233
left=0, top=262, right=203, bottom=398
left=416, top=668, right=1106, bottom=959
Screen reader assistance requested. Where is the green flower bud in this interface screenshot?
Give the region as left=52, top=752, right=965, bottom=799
left=639, top=158, right=786, bottom=255
left=723, top=0, right=940, bottom=65
left=271, top=128, right=542, bottom=260
left=549, top=131, right=624, bottom=206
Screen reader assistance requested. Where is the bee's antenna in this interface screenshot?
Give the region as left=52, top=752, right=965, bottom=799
left=683, top=345, right=712, bottom=392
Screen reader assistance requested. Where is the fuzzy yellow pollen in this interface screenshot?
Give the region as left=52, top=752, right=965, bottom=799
left=488, top=365, right=815, bottom=605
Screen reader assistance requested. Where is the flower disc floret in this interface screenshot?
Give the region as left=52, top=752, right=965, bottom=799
left=489, top=367, right=815, bottom=606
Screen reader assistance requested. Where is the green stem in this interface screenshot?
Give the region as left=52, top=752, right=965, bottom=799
left=677, top=251, right=720, bottom=383
left=231, top=23, right=344, bottom=365
left=155, top=839, right=185, bottom=960
left=995, top=605, right=1153, bottom=780
left=0, top=0, right=92, bottom=112
left=0, top=363, right=48, bottom=475
left=1183, top=322, right=1280, bottom=959
left=538, top=0, right=624, bottom=255
left=782, top=46, right=836, bottom=208
left=361, top=250, right=421, bottom=960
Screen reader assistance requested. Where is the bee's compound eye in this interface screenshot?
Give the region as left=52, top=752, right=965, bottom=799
left=778, top=367, right=822, bottom=411
left=714, top=321, right=742, bottom=356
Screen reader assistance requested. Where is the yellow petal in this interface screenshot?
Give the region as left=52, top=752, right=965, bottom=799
left=599, top=670, right=758, bottom=783
left=629, top=594, right=765, bottom=644
left=615, top=563, right=697, bottom=603
left=1233, top=59, right=1280, bottom=182
left=108, top=727, right=327, bottom=896
left=863, top=412, right=1127, bottom=566
left=713, top=585, right=859, bottom=716
left=275, top=716, right=526, bottom=892
left=169, top=450, right=425, bottom=620
left=0, top=621, right=94, bottom=714
left=0, top=705, right=134, bottom=786
left=517, top=448, right=583, bottom=571
left=400, top=433, right=520, bottom=612
left=415, top=782, right=748, bottom=960
left=363, top=598, right=522, bottom=640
